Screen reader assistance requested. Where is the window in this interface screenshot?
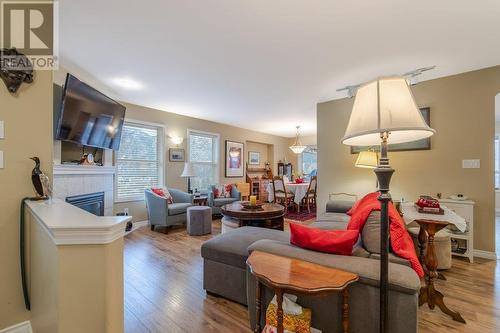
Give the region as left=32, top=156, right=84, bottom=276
left=115, top=122, right=164, bottom=201
left=301, top=147, right=317, bottom=178
left=496, top=137, right=499, bottom=190
left=188, top=130, right=219, bottom=192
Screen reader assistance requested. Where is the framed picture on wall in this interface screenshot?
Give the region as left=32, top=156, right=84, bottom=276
left=225, top=140, right=244, bottom=177
left=350, top=107, right=432, bottom=153
left=169, top=148, right=185, bottom=162
left=248, top=151, right=260, bottom=165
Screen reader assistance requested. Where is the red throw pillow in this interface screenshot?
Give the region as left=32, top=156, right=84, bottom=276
left=347, top=192, right=379, bottom=216
left=151, top=187, right=173, bottom=204
left=289, top=223, right=359, bottom=256
left=151, top=187, right=166, bottom=197
left=224, top=184, right=232, bottom=196
left=213, top=188, right=220, bottom=198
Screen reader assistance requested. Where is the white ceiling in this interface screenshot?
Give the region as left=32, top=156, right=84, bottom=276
left=59, top=0, right=500, bottom=137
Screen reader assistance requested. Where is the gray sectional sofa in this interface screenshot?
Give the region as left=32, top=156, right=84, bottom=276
left=201, top=201, right=421, bottom=333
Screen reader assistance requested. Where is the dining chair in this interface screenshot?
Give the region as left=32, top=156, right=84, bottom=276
left=301, top=176, right=317, bottom=213
left=272, top=176, right=296, bottom=213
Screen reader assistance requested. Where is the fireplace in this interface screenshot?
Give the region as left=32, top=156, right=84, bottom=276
left=66, top=192, right=105, bottom=216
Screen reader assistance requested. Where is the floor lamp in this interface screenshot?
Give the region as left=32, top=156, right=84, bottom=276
left=341, top=76, right=435, bottom=333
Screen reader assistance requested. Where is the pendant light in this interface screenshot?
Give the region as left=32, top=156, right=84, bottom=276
left=289, top=126, right=306, bottom=154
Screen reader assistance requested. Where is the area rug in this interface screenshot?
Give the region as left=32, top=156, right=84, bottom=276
left=285, top=210, right=316, bottom=222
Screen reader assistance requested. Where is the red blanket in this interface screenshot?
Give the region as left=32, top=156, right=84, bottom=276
left=347, top=192, right=424, bottom=277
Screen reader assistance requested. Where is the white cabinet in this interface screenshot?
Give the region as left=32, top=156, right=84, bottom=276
left=439, top=199, right=474, bottom=263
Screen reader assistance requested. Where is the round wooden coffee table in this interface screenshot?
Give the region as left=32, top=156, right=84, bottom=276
left=220, top=201, right=285, bottom=231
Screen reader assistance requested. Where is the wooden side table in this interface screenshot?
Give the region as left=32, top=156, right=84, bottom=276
left=416, top=219, right=466, bottom=323
left=193, top=195, right=208, bottom=206
left=247, top=251, right=359, bottom=333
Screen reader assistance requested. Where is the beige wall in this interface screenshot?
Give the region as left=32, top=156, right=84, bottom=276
left=115, top=102, right=293, bottom=221
left=0, top=71, right=53, bottom=329
left=246, top=141, right=271, bottom=168
left=317, top=65, right=500, bottom=253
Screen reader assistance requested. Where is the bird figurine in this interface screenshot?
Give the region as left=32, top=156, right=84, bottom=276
left=30, top=157, right=48, bottom=198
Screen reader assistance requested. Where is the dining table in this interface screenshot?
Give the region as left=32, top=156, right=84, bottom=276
left=266, top=182, right=310, bottom=212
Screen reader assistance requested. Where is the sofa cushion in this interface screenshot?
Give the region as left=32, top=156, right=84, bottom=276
left=168, top=202, right=192, bottom=216
left=362, top=211, right=381, bottom=254
left=369, top=253, right=411, bottom=267
left=309, top=221, right=347, bottom=230
left=213, top=197, right=238, bottom=207
left=326, top=200, right=354, bottom=213
left=201, top=226, right=289, bottom=269
left=315, top=212, right=350, bottom=224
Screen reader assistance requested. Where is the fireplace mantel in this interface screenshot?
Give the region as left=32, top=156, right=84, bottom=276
left=53, top=164, right=115, bottom=175
left=26, top=199, right=130, bottom=245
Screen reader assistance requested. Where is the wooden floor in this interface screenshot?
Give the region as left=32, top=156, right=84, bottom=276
left=124, top=220, right=500, bottom=333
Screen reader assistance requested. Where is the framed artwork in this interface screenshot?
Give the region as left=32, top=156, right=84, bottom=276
left=248, top=151, right=260, bottom=165
left=169, top=148, right=185, bottom=162
left=225, top=140, right=244, bottom=177
left=351, top=107, right=432, bottom=154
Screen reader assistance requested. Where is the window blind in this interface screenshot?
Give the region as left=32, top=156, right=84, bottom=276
left=188, top=131, right=219, bottom=191
left=116, top=122, right=163, bottom=201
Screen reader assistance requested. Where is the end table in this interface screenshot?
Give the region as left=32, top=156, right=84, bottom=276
left=247, top=251, right=359, bottom=333
left=193, top=195, right=208, bottom=206
left=416, top=219, right=466, bottom=323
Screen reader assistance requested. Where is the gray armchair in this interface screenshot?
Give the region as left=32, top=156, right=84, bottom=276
left=145, top=188, right=194, bottom=232
left=207, top=185, right=241, bottom=215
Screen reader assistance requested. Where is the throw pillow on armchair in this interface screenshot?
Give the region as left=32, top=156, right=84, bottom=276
left=151, top=187, right=173, bottom=203
left=213, top=184, right=233, bottom=198
left=223, top=184, right=233, bottom=198
left=213, top=185, right=224, bottom=198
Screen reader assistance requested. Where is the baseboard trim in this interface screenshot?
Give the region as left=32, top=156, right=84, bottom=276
left=133, top=220, right=149, bottom=230
left=124, top=220, right=149, bottom=236
left=0, top=321, right=32, bottom=333
left=474, top=250, right=498, bottom=260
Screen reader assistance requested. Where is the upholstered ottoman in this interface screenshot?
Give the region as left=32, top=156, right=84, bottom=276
left=408, top=227, right=452, bottom=270
left=187, top=206, right=212, bottom=235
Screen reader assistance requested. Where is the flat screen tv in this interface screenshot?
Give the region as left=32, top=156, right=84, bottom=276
left=55, top=74, right=126, bottom=150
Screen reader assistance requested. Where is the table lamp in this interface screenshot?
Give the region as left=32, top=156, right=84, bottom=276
left=355, top=150, right=378, bottom=169
left=181, top=162, right=195, bottom=193
left=342, top=76, right=435, bottom=333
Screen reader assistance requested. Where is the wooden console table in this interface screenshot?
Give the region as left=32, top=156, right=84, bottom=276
left=247, top=251, right=359, bottom=333
left=416, top=219, right=466, bottom=323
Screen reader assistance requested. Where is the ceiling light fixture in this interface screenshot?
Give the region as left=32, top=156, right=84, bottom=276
left=289, top=126, right=307, bottom=154
left=110, top=77, right=144, bottom=90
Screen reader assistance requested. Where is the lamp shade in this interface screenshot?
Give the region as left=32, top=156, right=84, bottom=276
left=342, top=77, right=435, bottom=146
left=355, top=151, right=378, bottom=169
left=181, top=162, right=195, bottom=177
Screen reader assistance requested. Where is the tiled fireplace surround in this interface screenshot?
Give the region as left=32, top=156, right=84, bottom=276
left=53, top=141, right=115, bottom=216
left=53, top=165, right=115, bottom=216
